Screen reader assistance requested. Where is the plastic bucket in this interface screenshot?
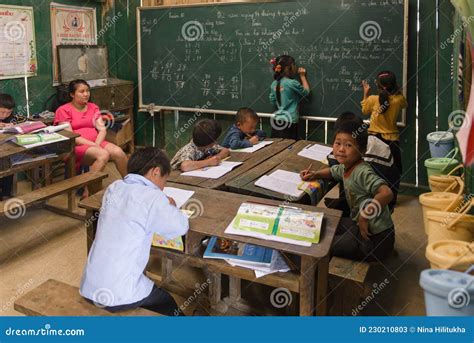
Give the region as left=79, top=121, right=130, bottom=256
left=419, top=192, right=463, bottom=234
left=428, top=165, right=464, bottom=193
left=419, top=269, right=474, bottom=316
left=427, top=131, right=455, bottom=158
left=425, top=210, right=474, bottom=244
left=426, top=240, right=474, bottom=272
left=424, top=148, right=459, bottom=177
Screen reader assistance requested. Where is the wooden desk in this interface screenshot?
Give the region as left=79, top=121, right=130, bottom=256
left=0, top=130, right=78, bottom=182
left=226, top=140, right=329, bottom=202
left=167, top=139, right=294, bottom=190
left=78, top=183, right=342, bottom=316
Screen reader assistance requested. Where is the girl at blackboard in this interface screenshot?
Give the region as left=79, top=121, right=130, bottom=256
left=361, top=71, right=407, bottom=173
left=269, top=55, right=310, bottom=140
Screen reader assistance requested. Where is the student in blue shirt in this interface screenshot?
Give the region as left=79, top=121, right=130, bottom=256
left=221, top=107, right=266, bottom=149
left=269, top=55, right=310, bottom=140
left=80, top=147, right=189, bottom=315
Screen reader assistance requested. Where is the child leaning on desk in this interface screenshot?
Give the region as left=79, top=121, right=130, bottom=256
left=0, top=94, right=16, bottom=200
left=170, top=118, right=230, bottom=172
left=221, top=107, right=266, bottom=149
left=300, top=120, right=395, bottom=261
left=80, top=147, right=189, bottom=316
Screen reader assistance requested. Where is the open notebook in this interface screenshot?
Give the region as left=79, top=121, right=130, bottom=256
left=230, top=140, right=273, bottom=153
left=151, top=187, right=195, bottom=251
left=297, top=144, right=333, bottom=162
left=255, top=170, right=307, bottom=198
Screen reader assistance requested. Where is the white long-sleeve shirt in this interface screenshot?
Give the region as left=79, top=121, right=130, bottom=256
left=80, top=173, right=189, bottom=306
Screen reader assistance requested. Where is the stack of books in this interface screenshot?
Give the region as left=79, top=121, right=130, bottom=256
left=203, top=236, right=290, bottom=278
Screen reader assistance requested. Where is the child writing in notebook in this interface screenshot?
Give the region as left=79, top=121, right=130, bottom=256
left=269, top=55, right=310, bottom=140
left=361, top=71, right=407, bottom=173
left=0, top=94, right=16, bottom=200
left=221, top=107, right=266, bottom=149
left=171, top=119, right=230, bottom=171
left=300, top=121, right=395, bottom=261
left=80, top=147, right=189, bottom=315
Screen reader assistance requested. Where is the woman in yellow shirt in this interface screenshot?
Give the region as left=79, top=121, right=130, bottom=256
left=361, top=71, right=407, bottom=173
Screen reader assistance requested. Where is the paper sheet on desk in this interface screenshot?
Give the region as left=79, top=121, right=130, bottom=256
left=181, top=161, right=243, bottom=179
left=163, top=187, right=195, bottom=208
left=298, top=144, right=333, bottom=161
left=230, top=140, right=273, bottom=153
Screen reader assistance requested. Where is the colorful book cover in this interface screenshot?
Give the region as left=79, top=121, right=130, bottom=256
left=203, top=236, right=273, bottom=265
left=232, top=202, right=323, bottom=244
left=151, top=209, right=193, bottom=251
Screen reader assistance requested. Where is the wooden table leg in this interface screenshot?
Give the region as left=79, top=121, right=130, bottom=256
left=316, top=255, right=330, bottom=316
left=299, top=256, right=317, bottom=316
left=66, top=155, right=76, bottom=212
left=161, top=258, right=173, bottom=283
left=207, top=271, right=222, bottom=308
left=86, top=209, right=97, bottom=253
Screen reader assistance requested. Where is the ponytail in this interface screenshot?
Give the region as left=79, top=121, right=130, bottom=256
left=271, top=55, right=296, bottom=105
left=376, top=71, right=399, bottom=114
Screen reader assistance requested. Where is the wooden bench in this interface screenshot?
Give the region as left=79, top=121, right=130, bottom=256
left=0, top=171, right=107, bottom=220
left=328, top=256, right=371, bottom=315
left=14, top=279, right=197, bottom=316
left=14, top=279, right=203, bottom=317
left=317, top=183, right=372, bottom=315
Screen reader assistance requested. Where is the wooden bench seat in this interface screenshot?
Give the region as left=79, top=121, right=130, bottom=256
left=14, top=279, right=197, bottom=316
left=0, top=171, right=107, bottom=220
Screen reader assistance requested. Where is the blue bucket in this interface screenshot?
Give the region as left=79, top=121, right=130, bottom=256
left=427, top=131, right=455, bottom=158
left=419, top=269, right=474, bottom=316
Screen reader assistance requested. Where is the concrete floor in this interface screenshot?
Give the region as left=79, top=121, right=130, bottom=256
left=0, top=163, right=430, bottom=316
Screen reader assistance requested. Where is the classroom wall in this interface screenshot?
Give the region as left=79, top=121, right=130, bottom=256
left=0, top=0, right=101, bottom=115
left=2, top=0, right=472, bottom=193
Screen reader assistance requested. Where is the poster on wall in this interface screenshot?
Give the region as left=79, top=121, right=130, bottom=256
left=0, top=5, right=37, bottom=80
left=50, top=2, right=97, bottom=85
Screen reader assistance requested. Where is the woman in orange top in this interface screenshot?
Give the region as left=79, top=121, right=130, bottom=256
left=361, top=71, right=407, bottom=173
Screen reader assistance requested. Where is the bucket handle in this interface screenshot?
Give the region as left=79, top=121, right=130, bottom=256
left=442, top=182, right=465, bottom=211
left=444, top=177, right=465, bottom=197
left=446, top=197, right=474, bottom=230
left=447, top=164, right=464, bottom=177
left=440, top=148, right=459, bottom=173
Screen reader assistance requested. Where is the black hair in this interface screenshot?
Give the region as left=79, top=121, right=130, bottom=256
left=127, top=147, right=171, bottom=176
left=192, top=119, right=222, bottom=147
left=236, top=107, right=259, bottom=124
left=376, top=71, right=400, bottom=114
left=334, top=120, right=368, bottom=154
left=68, top=79, right=90, bottom=96
left=334, top=111, right=363, bottom=130
left=273, top=55, right=296, bottom=105
left=0, top=94, right=15, bottom=110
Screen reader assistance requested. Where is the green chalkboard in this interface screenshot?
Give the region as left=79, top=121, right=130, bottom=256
left=138, top=0, right=407, bottom=119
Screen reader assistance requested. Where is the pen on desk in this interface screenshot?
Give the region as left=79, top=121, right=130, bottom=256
left=303, top=162, right=313, bottom=177
left=222, top=156, right=231, bottom=161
